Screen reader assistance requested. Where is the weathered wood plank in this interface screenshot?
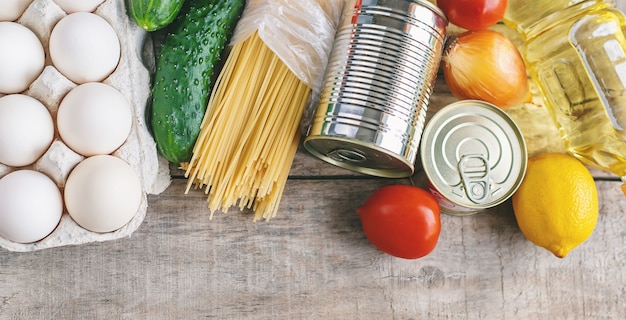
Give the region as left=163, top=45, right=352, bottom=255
left=0, top=177, right=624, bottom=319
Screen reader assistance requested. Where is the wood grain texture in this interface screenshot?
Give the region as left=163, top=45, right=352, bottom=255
left=1, top=177, right=625, bottom=319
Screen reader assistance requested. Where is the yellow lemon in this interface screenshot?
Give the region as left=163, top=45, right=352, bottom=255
left=512, top=152, right=598, bottom=258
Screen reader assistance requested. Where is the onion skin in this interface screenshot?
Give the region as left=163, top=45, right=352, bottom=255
left=442, top=29, right=530, bottom=108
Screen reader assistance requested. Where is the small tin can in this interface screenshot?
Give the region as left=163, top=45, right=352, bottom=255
left=419, top=100, right=527, bottom=215
left=303, top=0, right=448, bottom=178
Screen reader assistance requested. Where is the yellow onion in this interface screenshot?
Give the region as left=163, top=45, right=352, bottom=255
left=442, top=29, right=530, bottom=108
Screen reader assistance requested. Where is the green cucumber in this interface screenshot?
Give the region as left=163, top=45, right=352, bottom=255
left=128, top=0, right=186, bottom=31
left=150, top=0, right=245, bottom=164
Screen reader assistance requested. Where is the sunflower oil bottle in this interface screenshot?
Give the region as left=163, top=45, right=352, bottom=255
left=503, top=0, right=626, bottom=193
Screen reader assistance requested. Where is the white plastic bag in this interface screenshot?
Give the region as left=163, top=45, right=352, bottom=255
left=231, top=0, right=343, bottom=90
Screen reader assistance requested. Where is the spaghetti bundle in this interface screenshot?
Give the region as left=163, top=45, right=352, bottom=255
left=184, top=0, right=344, bottom=220
left=184, top=32, right=309, bottom=220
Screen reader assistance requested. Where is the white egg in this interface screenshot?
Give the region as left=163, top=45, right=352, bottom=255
left=53, top=0, right=106, bottom=13
left=65, top=155, right=142, bottom=233
left=0, top=0, right=33, bottom=21
left=0, top=22, right=45, bottom=94
left=0, top=170, right=63, bottom=243
left=0, top=94, right=54, bottom=167
left=49, top=12, right=120, bottom=84
left=57, top=82, right=133, bottom=157
left=0, top=164, right=10, bottom=178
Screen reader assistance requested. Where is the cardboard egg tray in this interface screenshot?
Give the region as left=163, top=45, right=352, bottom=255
left=0, top=0, right=170, bottom=252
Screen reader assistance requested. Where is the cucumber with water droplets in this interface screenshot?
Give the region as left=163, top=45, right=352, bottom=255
left=150, top=0, right=245, bottom=164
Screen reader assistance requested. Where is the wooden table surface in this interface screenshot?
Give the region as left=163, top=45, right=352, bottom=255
left=4, top=5, right=626, bottom=320
left=2, top=81, right=625, bottom=320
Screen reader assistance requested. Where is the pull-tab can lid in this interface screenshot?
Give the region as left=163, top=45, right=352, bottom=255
left=419, top=100, right=528, bottom=215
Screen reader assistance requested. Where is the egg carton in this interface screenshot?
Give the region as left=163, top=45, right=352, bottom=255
left=0, top=0, right=171, bottom=252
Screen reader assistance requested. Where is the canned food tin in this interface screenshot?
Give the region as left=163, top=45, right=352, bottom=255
left=303, top=0, right=448, bottom=178
left=419, top=100, right=527, bottom=215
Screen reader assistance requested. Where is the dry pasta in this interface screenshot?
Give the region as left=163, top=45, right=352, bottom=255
left=184, top=31, right=311, bottom=221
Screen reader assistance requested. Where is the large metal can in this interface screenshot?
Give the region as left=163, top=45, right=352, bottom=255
left=303, top=0, right=447, bottom=178
left=418, top=100, right=528, bottom=215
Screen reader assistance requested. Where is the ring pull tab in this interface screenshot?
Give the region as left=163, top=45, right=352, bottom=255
left=458, top=154, right=491, bottom=204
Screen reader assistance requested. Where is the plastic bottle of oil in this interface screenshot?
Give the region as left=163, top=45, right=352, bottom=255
left=504, top=0, right=626, bottom=192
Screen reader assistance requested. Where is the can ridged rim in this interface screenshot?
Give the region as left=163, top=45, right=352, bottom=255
left=336, top=22, right=445, bottom=47
left=304, top=135, right=415, bottom=178
left=409, top=0, right=448, bottom=23
left=357, top=0, right=448, bottom=29
left=331, top=26, right=444, bottom=70
left=354, top=6, right=447, bottom=40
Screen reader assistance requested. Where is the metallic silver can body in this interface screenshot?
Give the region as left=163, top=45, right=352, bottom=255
left=419, top=100, right=528, bottom=215
left=303, top=0, right=447, bottom=178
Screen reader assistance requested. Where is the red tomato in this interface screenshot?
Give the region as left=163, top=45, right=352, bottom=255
left=437, top=0, right=508, bottom=31
left=357, top=185, right=441, bottom=259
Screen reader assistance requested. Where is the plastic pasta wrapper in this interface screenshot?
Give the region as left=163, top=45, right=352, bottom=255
left=184, top=0, right=344, bottom=220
